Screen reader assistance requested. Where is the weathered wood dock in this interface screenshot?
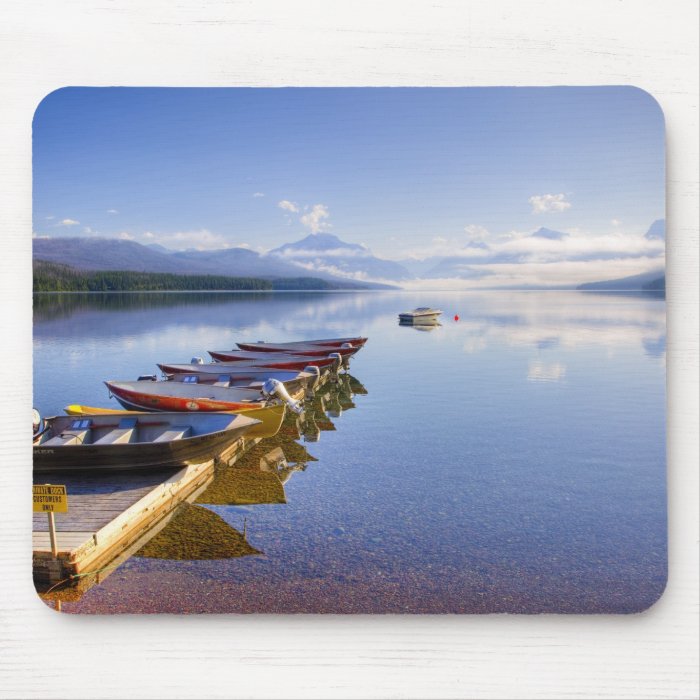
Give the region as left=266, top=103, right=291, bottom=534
left=32, top=376, right=336, bottom=588
left=32, top=434, right=251, bottom=585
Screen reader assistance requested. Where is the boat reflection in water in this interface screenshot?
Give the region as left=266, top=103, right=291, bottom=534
left=399, top=318, right=442, bottom=331
left=300, top=372, right=365, bottom=438
left=38, top=371, right=367, bottom=606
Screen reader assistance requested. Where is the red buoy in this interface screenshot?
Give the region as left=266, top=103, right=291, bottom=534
left=454, top=314, right=459, bottom=321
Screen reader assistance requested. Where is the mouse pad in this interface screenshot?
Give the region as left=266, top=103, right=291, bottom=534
left=32, top=87, right=666, bottom=613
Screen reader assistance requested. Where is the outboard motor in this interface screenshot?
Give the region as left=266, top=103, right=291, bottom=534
left=302, top=365, right=321, bottom=391
left=340, top=342, right=354, bottom=349
left=191, top=356, right=204, bottom=365
left=262, top=378, right=304, bottom=415
left=137, top=374, right=158, bottom=381
left=32, top=408, right=43, bottom=438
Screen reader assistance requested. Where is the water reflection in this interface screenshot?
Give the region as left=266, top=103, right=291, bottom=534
left=399, top=320, right=442, bottom=332
left=37, top=370, right=367, bottom=606
left=138, top=503, right=262, bottom=560
left=527, top=361, right=567, bottom=383
left=32, top=290, right=665, bottom=613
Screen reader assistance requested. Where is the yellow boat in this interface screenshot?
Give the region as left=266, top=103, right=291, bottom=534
left=63, top=402, right=287, bottom=440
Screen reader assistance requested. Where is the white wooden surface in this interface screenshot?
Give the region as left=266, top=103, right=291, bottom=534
left=1, top=1, right=698, bottom=698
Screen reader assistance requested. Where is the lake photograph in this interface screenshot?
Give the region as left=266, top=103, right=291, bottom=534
left=31, top=87, right=666, bottom=614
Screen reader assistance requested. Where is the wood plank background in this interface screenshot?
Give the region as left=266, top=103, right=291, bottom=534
left=1, top=1, right=697, bottom=698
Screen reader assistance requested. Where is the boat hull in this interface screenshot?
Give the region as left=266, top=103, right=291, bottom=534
left=234, top=343, right=360, bottom=357
left=237, top=336, right=367, bottom=352
left=157, top=365, right=315, bottom=393
left=33, top=414, right=259, bottom=473
left=207, top=352, right=340, bottom=370
left=105, top=380, right=266, bottom=413
left=64, top=402, right=287, bottom=440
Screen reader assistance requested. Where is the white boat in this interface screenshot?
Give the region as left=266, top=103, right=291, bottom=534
left=398, top=307, right=443, bottom=324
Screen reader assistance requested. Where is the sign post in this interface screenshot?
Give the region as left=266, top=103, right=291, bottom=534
left=33, top=484, right=68, bottom=557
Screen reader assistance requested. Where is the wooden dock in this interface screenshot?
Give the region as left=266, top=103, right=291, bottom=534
left=32, top=378, right=334, bottom=588
left=33, top=435, right=251, bottom=585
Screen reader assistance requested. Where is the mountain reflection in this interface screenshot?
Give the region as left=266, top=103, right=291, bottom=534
left=34, top=291, right=665, bottom=362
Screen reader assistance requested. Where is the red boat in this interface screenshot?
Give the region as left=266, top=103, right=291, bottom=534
left=156, top=366, right=318, bottom=394
left=235, top=343, right=359, bottom=358
left=236, top=336, right=368, bottom=353
left=207, top=351, right=342, bottom=370
left=105, top=379, right=268, bottom=413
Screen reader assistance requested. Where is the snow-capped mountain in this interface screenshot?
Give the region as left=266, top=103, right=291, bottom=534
left=267, top=233, right=412, bottom=282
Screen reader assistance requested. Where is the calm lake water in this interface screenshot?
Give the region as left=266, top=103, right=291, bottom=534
left=33, top=290, right=667, bottom=613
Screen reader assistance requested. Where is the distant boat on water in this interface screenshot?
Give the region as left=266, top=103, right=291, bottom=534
left=398, top=307, right=442, bottom=324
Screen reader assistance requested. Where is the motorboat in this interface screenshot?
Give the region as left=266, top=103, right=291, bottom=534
left=398, top=307, right=443, bottom=324
left=104, top=377, right=306, bottom=415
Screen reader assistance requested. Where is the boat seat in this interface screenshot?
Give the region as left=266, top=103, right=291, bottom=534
left=93, top=417, right=138, bottom=445
left=43, top=418, right=92, bottom=447
left=212, top=375, right=231, bottom=387
left=152, top=425, right=192, bottom=442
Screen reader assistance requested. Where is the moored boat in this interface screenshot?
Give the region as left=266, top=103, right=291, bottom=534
left=105, top=379, right=268, bottom=413
left=157, top=365, right=319, bottom=393
left=64, top=402, right=288, bottom=440
left=233, top=341, right=361, bottom=358
left=237, top=336, right=368, bottom=352
left=106, top=375, right=305, bottom=414
left=206, top=350, right=343, bottom=370
left=33, top=412, right=261, bottom=473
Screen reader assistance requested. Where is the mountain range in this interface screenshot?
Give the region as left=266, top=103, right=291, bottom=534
left=32, top=235, right=401, bottom=289
left=32, top=219, right=665, bottom=289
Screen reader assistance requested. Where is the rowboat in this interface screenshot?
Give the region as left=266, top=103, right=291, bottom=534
left=237, top=336, right=368, bottom=352
left=33, top=412, right=261, bottom=473
left=157, top=365, right=319, bottom=393
left=106, top=376, right=304, bottom=414
left=206, top=350, right=343, bottom=370
left=398, top=307, right=443, bottom=323
left=64, top=402, right=288, bottom=440
left=232, top=342, right=361, bottom=358
left=105, top=379, right=268, bottom=413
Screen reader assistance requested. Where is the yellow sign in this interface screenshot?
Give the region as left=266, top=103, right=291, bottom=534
left=33, top=484, right=68, bottom=513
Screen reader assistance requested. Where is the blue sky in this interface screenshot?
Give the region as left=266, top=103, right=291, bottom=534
left=33, top=87, right=664, bottom=279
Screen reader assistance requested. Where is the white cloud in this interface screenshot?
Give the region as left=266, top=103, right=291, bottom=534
left=611, top=218, right=621, bottom=226
left=494, top=230, right=663, bottom=263
left=107, top=209, right=118, bottom=214
left=464, top=224, right=490, bottom=241
left=252, top=192, right=265, bottom=198
left=135, top=229, right=233, bottom=251
left=300, top=204, right=331, bottom=233
left=401, top=236, right=491, bottom=261
left=278, top=200, right=299, bottom=213
left=45, top=215, right=54, bottom=221
left=83, top=226, right=96, bottom=235
left=58, top=218, right=80, bottom=226
left=117, top=231, right=135, bottom=241
left=276, top=246, right=369, bottom=259
left=529, top=193, right=571, bottom=214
